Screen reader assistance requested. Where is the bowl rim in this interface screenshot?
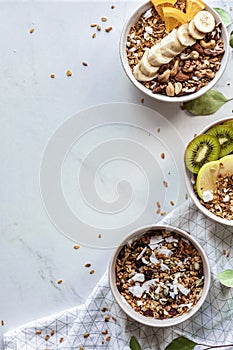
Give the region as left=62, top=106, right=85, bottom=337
left=119, top=1, right=230, bottom=103
left=184, top=117, right=233, bottom=226
left=109, top=224, right=211, bottom=327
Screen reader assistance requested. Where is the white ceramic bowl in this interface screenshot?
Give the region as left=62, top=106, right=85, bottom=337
left=120, top=2, right=229, bottom=103
left=109, top=224, right=211, bottom=327
left=184, top=117, right=233, bottom=226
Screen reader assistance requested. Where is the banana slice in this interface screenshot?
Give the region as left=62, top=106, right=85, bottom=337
left=139, top=49, right=160, bottom=77
left=160, top=29, right=185, bottom=57
left=177, top=23, right=196, bottom=47
left=189, top=20, right=206, bottom=40
left=148, top=43, right=173, bottom=66
left=133, top=63, right=157, bottom=81
left=193, top=10, right=215, bottom=33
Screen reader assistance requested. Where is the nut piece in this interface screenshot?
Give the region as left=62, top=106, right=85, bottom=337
left=195, top=69, right=215, bottom=79
left=200, top=39, right=216, bottom=49
left=174, top=82, right=182, bottom=95
left=191, top=43, right=204, bottom=55
left=158, top=69, right=171, bottom=83
left=170, top=60, right=179, bottom=77
left=175, top=71, right=190, bottom=82
left=166, top=82, right=175, bottom=97
left=180, top=51, right=199, bottom=60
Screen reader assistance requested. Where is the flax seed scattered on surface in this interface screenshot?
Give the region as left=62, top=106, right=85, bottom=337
left=90, top=23, right=97, bottom=27
left=59, top=337, right=64, bottom=343
left=97, top=25, right=101, bottom=31
left=140, top=98, right=144, bottom=103
left=102, top=329, right=108, bottom=335
left=57, top=279, right=63, bottom=284
left=163, top=180, right=168, bottom=188
left=106, top=336, right=111, bottom=342
left=82, top=61, right=88, bottom=66
left=101, top=17, right=108, bottom=22
left=156, top=201, right=161, bottom=208
left=104, top=315, right=110, bottom=322
left=157, top=128, right=160, bottom=133
left=29, top=28, right=35, bottom=34
left=112, top=316, right=117, bottom=322
left=98, top=233, right=102, bottom=239
left=1, top=320, right=4, bottom=326
left=50, top=73, right=55, bottom=79
left=89, top=269, right=95, bottom=274
left=185, top=193, right=189, bottom=200
left=80, top=347, right=84, bottom=350
left=101, top=341, right=104, bottom=345
left=156, top=208, right=161, bottom=214
left=36, top=330, right=41, bottom=335
left=160, top=211, right=166, bottom=216
left=73, top=245, right=80, bottom=250
left=83, top=333, right=89, bottom=339
left=170, top=200, right=175, bottom=206
left=50, top=330, right=55, bottom=336
left=101, top=307, right=109, bottom=312
left=85, top=263, right=91, bottom=268
left=66, top=69, right=72, bottom=77
left=92, top=33, right=96, bottom=38
left=105, top=26, right=112, bottom=33
left=45, top=335, right=50, bottom=341
left=161, top=152, right=165, bottom=159
left=111, top=5, right=115, bottom=9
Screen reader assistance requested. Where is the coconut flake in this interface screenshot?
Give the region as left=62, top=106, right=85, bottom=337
left=150, top=252, right=159, bottom=264
left=177, top=283, right=190, bottom=296
left=142, top=257, right=149, bottom=264
left=165, top=236, right=178, bottom=243
left=130, top=273, right=145, bottom=283
left=136, top=246, right=147, bottom=260
left=160, top=263, right=170, bottom=271
left=143, top=8, right=152, bottom=19
left=157, top=247, right=172, bottom=257
left=128, top=285, right=144, bottom=298
left=145, top=26, right=153, bottom=35
left=203, top=190, right=214, bottom=202
left=149, top=235, right=164, bottom=249
left=137, top=300, right=143, bottom=306
left=223, top=194, right=230, bottom=202
left=178, top=303, right=193, bottom=309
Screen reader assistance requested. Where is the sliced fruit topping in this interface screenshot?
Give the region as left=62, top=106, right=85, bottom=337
left=150, top=0, right=177, bottom=7
left=188, top=19, right=206, bottom=40
left=133, top=64, right=157, bottom=82
left=159, top=29, right=185, bottom=57
left=185, top=134, right=221, bottom=174
left=139, top=49, right=160, bottom=77
left=223, top=120, right=233, bottom=128
left=177, top=23, right=196, bottom=46
left=218, top=154, right=233, bottom=176
left=186, top=0, right=206, bottom=21
left=163, top=7, right=188, bottom=23
left=196, top=154, right=233, bottom=199
left=196, top=160, right=219, bottom=199
left=193, top=10, right=215, bottom=33
left=148, top=43, right=173, bottom=66
left=206, top=125, right=233, bottom=158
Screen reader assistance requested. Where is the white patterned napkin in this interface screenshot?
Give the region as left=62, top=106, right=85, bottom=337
left=4, top=200, right=233, bottom=350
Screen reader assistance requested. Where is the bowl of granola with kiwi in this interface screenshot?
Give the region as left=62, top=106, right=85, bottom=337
left=184, top=118, right=233, bottom=225
left=120, top=0, right=229, bottom=102
left=109, top=224, right=211, bottom=327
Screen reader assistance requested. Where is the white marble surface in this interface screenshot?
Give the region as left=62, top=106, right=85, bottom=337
left=1, top=0, right=233, bottom=336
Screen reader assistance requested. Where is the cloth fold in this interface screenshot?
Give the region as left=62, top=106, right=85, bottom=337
left=4, top=200, right=233, bottom=350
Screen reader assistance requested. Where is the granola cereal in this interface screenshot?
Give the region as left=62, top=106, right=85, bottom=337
left=126, top=3, right=224, bottom=97
left=115, top=229, right=204, bottom=319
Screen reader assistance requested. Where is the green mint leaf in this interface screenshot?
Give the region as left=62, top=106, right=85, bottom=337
left=183, top=90, right=227, bottom=115
left=214, top=8, right=232, bottom=27
left=216, top=269, right=233, bottom=287
left=130, top=336, right=142, bottom=350
left=165, top=336, right=197, bottom=350
left=230, top=30, right=233, bottom=48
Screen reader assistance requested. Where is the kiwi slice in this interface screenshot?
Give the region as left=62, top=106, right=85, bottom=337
left=206, top=125, right=233, bottom=157
left=223, top=120, right=233, bottom=128
left=185, top=134, right=220, bottom=174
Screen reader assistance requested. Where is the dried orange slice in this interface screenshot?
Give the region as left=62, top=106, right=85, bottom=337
left=150, top=0, right=177, bottom=7
left=155, top=4, right=174, bottom=20
left=186, top=0, right=206, bottom=21
left=162, top=7, right=188, bottom=24
left=163, top=16, right=180, bottom=32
